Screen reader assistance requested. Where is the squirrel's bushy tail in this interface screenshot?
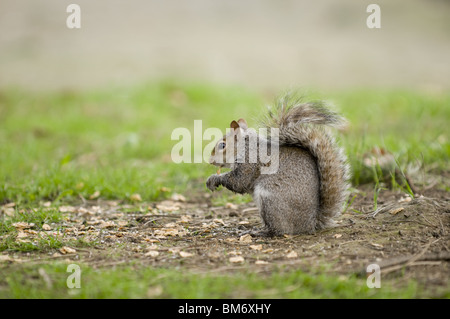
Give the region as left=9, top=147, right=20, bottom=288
left=261, top=94, right=351, bottom=230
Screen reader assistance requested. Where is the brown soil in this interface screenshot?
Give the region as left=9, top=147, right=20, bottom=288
left=3, top=184, right=450, bottom=296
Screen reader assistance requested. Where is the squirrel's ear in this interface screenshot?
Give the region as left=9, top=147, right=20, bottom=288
left=230, top=120, right=240, bottom=130
left=237, top=118, right=248, bottom=130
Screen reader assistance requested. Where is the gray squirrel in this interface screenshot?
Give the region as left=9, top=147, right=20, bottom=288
left=206, top=94, right=350, bottom=236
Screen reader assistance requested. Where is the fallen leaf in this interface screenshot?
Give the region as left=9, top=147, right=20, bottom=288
left=16, top=231, right=28, bottom=239
left=92, top=205, right=102, bottom=213
left=130, top=193, right=142, bottom=202
left=202, top=222, right=218, bottom=230
left=249, top=244, right=263, bottom=251
left=389, top=207, right=405, bottom=215
left=179, top=215, right=192, bottom=223
left=370, top=243, right=384, bottom=249
left=78, top=207, right=95, bottom=216
left=239, top=234, right=253, bottom=244
left=179, top=251, right=194, bottom=258
left=164, top=222, right=177, bottom=228
left=12, top=222, right=35, bottom=229
left=238, top=221, right=250, bottom=225
left=255, top=260, right=269, bottom=265
left=2, top=207, right=14, bottom=217
left=0, top=255, right=13, bottom=262
left=213, top=218, right=225, bottom=225
left=286, top=251, right=298, bottom=259
left=262, top=248, right=274, bottom=253
left=156, top=204, right=180, bottom=212
left=398, top=196, right=412, bottom=203
left=16, top=238, right=31, bottom=243
left=59, top=206, right=76, bottom=213
left=89, top=191, right=101, bottom=200
left=117, top=220, right=128, bottom=227
left=86, top=220, right=102, bottom=225
left=225, top=203, right=238, bottom=210
left=333, top=234, right=343, bottom=239
left=145, top=250, right=159, bottom=257
left=171, top=193, right=186, bottom=202
left=99, top=221, right=116, bottom=229
left=229, top=256, right=245, bottom=263
left=143, top=238, right=160, bottom=243
left=60, top=246, right=76, bottom=254
left=154, top=228, right=179, bottom=237
left=42, top=224, right=52, bottom=231
left=0, top=255, right=22, bottom=263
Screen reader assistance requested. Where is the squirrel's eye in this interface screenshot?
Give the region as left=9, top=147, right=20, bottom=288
left=218, top=142, right=226, bottom=150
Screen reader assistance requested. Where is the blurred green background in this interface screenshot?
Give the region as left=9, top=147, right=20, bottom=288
left=0, top=84, right=449, bottom=204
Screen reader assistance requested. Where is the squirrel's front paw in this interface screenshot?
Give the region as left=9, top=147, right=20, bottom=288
left=206, top=175, right=220, bottom=192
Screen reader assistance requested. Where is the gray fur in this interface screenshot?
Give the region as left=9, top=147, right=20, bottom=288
left=206, top=94, right=350, bottom=236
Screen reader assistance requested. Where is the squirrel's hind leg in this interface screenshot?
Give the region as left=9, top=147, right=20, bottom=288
left=253, top=185, right=317, bottom=236
left=253, top=186, right=290, bottom=236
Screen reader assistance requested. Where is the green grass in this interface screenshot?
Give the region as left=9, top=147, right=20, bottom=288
left=0, top=82, right=264, bottom=204
left=0, top=262, right=422, bottom=299
left=1, top=82, right=449, bottom=205
left=0, top=206, right=96, bottom=252
left=332, top=89, right=450, bottom=184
